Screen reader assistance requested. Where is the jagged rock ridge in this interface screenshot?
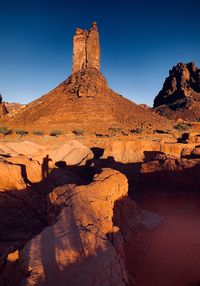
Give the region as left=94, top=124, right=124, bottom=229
left=153, top=62, right=200, bottom=120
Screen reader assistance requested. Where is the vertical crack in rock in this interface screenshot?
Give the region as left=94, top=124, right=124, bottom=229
left=72, top=22, right=100, bottom=73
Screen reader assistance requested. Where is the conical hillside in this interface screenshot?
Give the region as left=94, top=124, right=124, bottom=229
left=0, top=22, right=171, bottom=133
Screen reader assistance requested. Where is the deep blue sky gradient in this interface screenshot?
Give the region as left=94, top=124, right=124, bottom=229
left=0, top=0, right=200, bottom=105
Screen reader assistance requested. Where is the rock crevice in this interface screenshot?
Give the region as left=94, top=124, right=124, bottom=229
left=72, top=22, right=100, bottom=73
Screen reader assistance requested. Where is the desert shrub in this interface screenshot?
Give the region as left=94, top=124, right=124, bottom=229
left=95, top=133, right=110, bottom=138
left=121, top=131, right=129, bottom=136
left=49, top=130, right=62, bottom=137
left=173, top=123, right=191, bottom=132
left=33, top=130, right=44, bottom=136
left=108, top=127, right=122, bottom=132
left=72, top=129, right=84, bottom=136
left=0, top=126, right=12, bottom=136
left=130, top=128, right=143, bottom=134
left=154, top=129, right=170, bottom=134
left=15, top=129, right=28, bottom=137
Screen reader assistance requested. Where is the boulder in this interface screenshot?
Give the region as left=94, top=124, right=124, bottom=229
left=19, top=169, right=129, bottom=286
left=0, top=161, right=26, bottom=190
left=49, top=140, right=94, bottom=166
left=0, top=143, right=18, bottom=156
left=6, top=141, right=46, bottom=157
left=6, top=155, right=42, bottom=183
left=191, top=146, right=200, bottom=158
left=179, top=132, right=200, bottom=144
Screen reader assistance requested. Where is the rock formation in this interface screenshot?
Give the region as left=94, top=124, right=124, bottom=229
left=72, top=22, right=100, bottom=73
left=19, top=169, right=129, bottom=286
left=0, top=22, right=172, bottom=133
left=0, top=94, right=8, bottom=117
left=138, top=153, right=200, bottom=192
left=153, top=62, right=200, bottom=120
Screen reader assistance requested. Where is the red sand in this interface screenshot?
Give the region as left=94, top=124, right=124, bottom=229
left=132, top=191, right=200, bottom=286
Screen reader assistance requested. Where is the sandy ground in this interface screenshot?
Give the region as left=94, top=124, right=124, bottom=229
left=132, top=190, right=200, bottom=286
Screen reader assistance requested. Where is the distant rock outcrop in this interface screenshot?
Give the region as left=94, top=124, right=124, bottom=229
left=0, top=94, right=8, bottom=117
left=153, top=62, right=200, bottom=120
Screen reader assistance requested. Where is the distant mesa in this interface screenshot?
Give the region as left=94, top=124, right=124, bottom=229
left=153, top=62, right=200, bottom=121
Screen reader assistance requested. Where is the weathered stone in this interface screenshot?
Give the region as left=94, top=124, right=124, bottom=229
left=19, top=169, right=129, bottom=286
left=0, top=161, right=26, bottom=191
left=191, top=146, right=200, bottom=158
left=72, top=22, right=100, bottom=73
left=49, top=140, right=94, bottom=166
left=179, top=132, right=200, bottom=144
left=153, top=62, right=200, bottom=121
left=0, top=94, right=8, bottom=117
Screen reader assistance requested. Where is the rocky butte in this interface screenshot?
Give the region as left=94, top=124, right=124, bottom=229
left=0, top=22, right=171, bottom=133
left=153, top=62, right=200, bottom=121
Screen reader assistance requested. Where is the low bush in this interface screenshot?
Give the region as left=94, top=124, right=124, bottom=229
left=108, top=127, right=122, bottom=132
left=49, top=130, right=62, bottom=137
left=173, top=123, right=191, bottom=132
left=130, top=128, right=143, bottom=134
left=33, top=130, right=44, bottom=136
left=72, top=129, right=84, bottom=136
left=15, top=129, right=28, bottom=137
left=0, top=126, right=12, bottom=136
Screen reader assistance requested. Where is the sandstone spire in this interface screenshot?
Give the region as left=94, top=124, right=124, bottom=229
left=72, top=22, right=100, bottom=73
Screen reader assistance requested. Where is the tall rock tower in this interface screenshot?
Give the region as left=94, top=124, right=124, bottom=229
left=72, top=22, right=100, bottom=73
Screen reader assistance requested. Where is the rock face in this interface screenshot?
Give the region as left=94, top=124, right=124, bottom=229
left=3, top=140, right=93, bottom=167
left=102, top=140, right=192, bottom=163
left=72, top=22, right=100, bottom=73
left=0, top=94, right=8, bottom=117
left=49, top=140, right=94, bottom=166
left=138, top=154, right=200, bottom=191
left=153, top=62, right=200, bottom=120
left=0, top=161, right=26, bottom=190
left=19, top=169, right=129, bottom=286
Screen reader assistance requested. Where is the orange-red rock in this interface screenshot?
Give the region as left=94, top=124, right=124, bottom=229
left=19, top=169, right=129, bottom=286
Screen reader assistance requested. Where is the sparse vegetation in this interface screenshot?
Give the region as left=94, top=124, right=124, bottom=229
left=15, top=129, right=28, bottom=137
left=130, top=128, right=144, bottom=134
left=108, top=127, right=122, bottom=132
left=49, top=130, right=62, bottom=137
left=173, top=123, right=191, bottom=132
left=33, top=130, right=44, bottom=136
left=95, top=133, right=110, bottom=138
left=0, top=126, right=12, bottom=136
left=72, top=129, right=84, bottom=136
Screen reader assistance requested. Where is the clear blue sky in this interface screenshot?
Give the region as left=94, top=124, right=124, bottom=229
left=0, top=0, right=200, bottom=106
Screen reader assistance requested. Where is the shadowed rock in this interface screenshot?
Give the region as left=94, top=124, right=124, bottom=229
left=153, top=62, right=200, bottom=121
